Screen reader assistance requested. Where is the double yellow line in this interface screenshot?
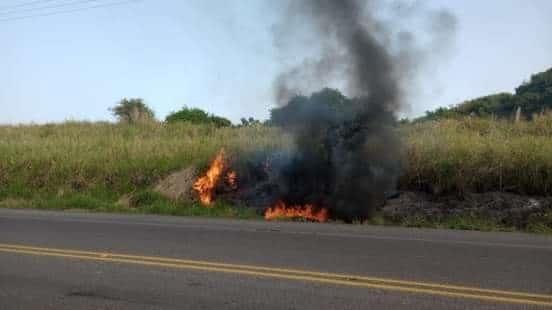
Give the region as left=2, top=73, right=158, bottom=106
left=0, top=243, right=551, bottom=307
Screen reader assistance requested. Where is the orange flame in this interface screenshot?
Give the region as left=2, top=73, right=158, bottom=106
left=193, top=149, right=229, bottom=206
left=264, top=201, right=329, bottom=222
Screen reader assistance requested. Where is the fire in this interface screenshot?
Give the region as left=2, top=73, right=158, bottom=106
left=264, top=201, right=329, bottom=222
left=193, top=149, right=235, bottom=206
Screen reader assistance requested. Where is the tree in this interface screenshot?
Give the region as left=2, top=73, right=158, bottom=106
left=515, top=68, right=552, bottom=116
left=418, top=67, right=552, bottom=121
left=110, top=98, right=155, bottom=123
left=269, top=88, right=356, bottom=127
left=165, top=106, right=232, bottom=127
left=239, top=117, right=262, bottom=127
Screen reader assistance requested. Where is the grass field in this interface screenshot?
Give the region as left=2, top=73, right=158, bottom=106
left=1, top=118, right=551, bottom=232
left=0, top=122, right=286, bottom=219
left=402, top=116, right=552, bottom=196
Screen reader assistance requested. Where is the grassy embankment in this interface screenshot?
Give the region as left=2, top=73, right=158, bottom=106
left=399, top=117, right=552, bottom=233
left=402, top=116, right=552, bottom=196
left=0, top=122, right=289, bottom=219
left=1, top=118, right=551, bottom=232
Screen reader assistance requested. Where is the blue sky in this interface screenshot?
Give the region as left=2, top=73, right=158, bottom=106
left=1, top=0, right=551, bottom=124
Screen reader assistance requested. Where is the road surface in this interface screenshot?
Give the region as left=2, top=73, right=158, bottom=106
left=0, top=208, right=551, bottom=309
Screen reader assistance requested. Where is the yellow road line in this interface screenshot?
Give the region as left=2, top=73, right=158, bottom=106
left=0, top=243, right=550, bottom=307
left=0, top=243, right=548, bottom=300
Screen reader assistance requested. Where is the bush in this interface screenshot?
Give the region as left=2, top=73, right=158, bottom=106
left=165, top=107, right=232, bottom=127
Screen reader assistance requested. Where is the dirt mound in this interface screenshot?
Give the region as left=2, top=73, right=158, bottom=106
left=153, top=166, right=198, bottom=202
left=116, top=194, right=132, bottom=208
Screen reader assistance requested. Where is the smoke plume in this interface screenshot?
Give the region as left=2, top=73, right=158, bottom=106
left=270, top=0, right=457, bottom=221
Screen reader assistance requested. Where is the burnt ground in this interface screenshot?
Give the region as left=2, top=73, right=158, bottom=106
left=383, top=191, right=552, bottom=231
left=149, top=163, right=552, bottom=232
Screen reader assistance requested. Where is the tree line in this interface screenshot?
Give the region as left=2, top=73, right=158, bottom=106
left=111, top=66, right=551, bottom=126
left=110, top=98, right=261, bottom=128
left=420, top=67, right=552, bottom=121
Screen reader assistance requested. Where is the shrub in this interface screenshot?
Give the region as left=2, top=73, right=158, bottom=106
left=165, top=107, right=232, bottom=127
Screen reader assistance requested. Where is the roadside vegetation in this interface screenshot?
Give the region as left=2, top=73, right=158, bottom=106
left=419, top=67, right=551, bottom=121
left=0, top=122, right=286, bottom=219
left=1, top=118, right=551, bottom=233
left=401, top=116, right=552, bottom=196
left=1, top=67, right=551, bottom=233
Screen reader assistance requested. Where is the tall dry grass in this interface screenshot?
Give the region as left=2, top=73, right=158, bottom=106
left=1, top=116, right=551, bottom=204
left=0, top=122, right=289, bottom=199
left=402, top=116, right=552, bottom=195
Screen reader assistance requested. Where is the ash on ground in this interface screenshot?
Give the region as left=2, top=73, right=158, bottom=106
left=384, top=191, right=552, bottom=229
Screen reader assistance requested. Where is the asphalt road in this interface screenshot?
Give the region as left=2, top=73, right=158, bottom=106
left=0, top=208, right=551, bottom=309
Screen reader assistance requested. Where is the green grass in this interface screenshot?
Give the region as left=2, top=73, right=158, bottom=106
left=0, top=191, right=259, bottom=220
left=1, top=118, right=551, bottom=233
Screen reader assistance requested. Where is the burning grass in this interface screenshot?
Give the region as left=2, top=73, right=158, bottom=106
left=265, top=201, right=329, bottom=222
left=191, top=148, right=330, bottom=222
left=193, top=149, right=236, bottom=206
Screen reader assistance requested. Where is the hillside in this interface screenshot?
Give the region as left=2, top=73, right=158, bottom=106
left=421, top=67, right=552, bottom=120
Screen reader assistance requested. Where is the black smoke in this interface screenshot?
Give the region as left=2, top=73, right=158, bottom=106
left=269, top=0, right=457, bottom=221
